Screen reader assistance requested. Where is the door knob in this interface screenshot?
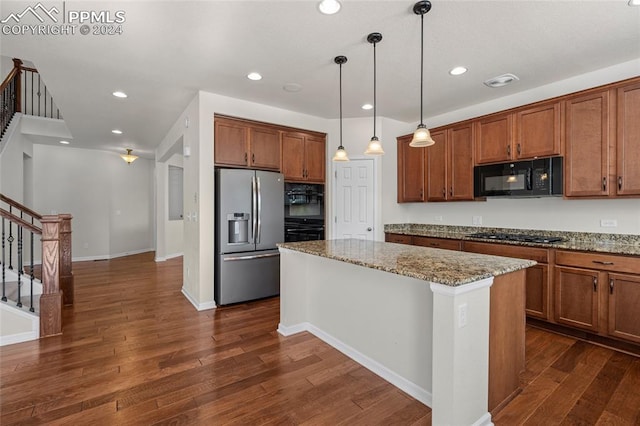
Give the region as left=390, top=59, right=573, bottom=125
left=367, top=227, right=372, bottom=231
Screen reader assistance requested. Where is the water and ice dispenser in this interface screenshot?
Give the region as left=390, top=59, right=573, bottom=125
left=227, top=213, right=249, bottom=244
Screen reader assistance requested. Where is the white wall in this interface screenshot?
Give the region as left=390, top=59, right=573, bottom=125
left=33, top=144, right=154, bottom=260
left=0, top=115, right=27, bottom=202
left=383, top=60, right=640, bottom=236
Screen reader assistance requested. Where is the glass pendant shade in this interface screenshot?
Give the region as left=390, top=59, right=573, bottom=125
left=120, top=148, right=139, bottom=164
left=365, top=136, right=385, bottom=155
left=333, top=146, right=349, bottom=161
left=409, top=124, right=435, bottom=147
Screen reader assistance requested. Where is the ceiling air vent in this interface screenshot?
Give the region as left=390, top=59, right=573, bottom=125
left=484, top=73, right=519, bottom=88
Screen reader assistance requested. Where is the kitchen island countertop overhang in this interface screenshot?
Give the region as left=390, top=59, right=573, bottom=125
left=277, top=239, right=535, bottom=426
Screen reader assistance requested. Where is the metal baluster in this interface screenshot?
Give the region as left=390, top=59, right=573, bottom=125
left=1, top=218, right=6, bottom=302
left=8, top=207, right=13, bottom=270
left=29, top=229, right=34, bottom=312
left=37, top=74, right=41, bottom=117
left=31, top=71, right=34, bottom=116
left=16, top=224, right=22, bottom=308
left=44, top=85, right=47, bottom=117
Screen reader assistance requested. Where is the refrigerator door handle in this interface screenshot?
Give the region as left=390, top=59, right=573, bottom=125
left=256, top=176, right=262, bottom=244
left=222, top=252, right=280, bottom=261
left=251, top=176, right=258, bottom=244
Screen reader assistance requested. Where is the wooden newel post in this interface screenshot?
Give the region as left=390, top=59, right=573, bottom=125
left=39, top=215, right=62, bottom=337
left=12, top=58, right=22, bottom=113
left=59, top=214, right=74, bottom=306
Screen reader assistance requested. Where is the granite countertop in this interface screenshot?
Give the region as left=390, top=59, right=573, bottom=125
left=278, top=239, right=535, bottom=287
left=384, top=224, right=640, bottom=256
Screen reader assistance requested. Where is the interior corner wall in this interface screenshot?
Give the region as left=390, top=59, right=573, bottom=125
left=32, top=144, right=154, bottom=260
left=0, top=116, right=28, bottom=202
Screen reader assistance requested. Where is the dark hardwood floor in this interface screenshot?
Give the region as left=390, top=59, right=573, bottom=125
left=1, top=253, right=639, bottom=425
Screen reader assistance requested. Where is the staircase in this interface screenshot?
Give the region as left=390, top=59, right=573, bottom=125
left=0, top=194, right=73, bottom=346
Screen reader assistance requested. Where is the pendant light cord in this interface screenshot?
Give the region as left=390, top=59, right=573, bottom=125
left=339, top=62, right=343, bottom=148
left=420, top=12, right=424, bottom=126
left=373, top=40, right=377, bottom=138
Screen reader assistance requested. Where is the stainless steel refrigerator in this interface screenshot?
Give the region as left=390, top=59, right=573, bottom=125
left=215, top=168, right=284, bottom=305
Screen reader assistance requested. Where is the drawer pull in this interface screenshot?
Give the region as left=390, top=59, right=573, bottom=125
left=593, top=277, right=597, bottom=292
left=592, top=260, right=614, bottom=266
left=618, top=176, right=622, bottom=191
left=602, top=177, right=607, bottom=192
left=609, top=279, right=614, bottom=295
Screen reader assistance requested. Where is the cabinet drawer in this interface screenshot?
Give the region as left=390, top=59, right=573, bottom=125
left=555, top=250, right=640, bottom=274
left=385, top=233, right=412, bottom=245
left=413, top=236, right=462, bottom=251
left=463, top=241, right=549, bottom=263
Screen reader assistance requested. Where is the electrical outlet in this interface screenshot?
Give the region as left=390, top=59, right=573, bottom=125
left=472, top=216, right=482, bottom=226
left=458, top=303, right=468, bottom=328
left=435, top=216, right=443, bottom=222
left=600, top=219, right=618, bottom=228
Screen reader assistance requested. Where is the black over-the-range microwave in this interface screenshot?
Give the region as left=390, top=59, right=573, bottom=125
left=474, top=156, right=563, bottom=198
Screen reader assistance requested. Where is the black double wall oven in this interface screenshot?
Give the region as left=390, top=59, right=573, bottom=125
left=284, top=183, right=325, bottom=242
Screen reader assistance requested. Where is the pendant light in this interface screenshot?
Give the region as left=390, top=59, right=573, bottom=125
left=332, top=55, right=349, bottom=162
left=410, top=1, right=436, bottom=148
left=364, top=32, right=385, bottom=156
left=120, top=148, right=138, bottom=164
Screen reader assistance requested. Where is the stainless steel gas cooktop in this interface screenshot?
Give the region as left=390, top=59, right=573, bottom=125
left=467, top=232, right=564, bottom=244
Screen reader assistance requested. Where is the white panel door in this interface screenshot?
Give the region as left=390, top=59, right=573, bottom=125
left=334, top=158, right=375, bottom=240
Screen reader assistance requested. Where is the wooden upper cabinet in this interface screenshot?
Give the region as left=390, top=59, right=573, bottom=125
left=427, top=124, right=474, bottom=201
left=426, top=130, right=447, bottom=201
left=515, top=102, right=561, bottom=159
left=449, top=123, right=475, bottom=201
left=475, top=113, right=513, bottom=164
left=249, top=126, right=281, bottom=171
left=397, top=135, right=426, bottom=202
left=616, top=82, right=640, bottom=196
left=214, top=118, right=249, bottom=167
left=563, top=90, right=610, bottom=197
left=281, top=131, right=326, bottom=183
left=215, top=117, right=281, bottom=170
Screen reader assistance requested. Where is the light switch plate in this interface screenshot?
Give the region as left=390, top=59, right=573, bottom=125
left=472, top=216, right=482, bottom=226
left=600, top=219, right=618, bottom=227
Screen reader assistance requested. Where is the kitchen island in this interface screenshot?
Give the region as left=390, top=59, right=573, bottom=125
left=277, top=239, right=535, bottom=426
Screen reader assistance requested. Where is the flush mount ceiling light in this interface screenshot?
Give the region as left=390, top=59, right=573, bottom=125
left=247, top=72, right=262, bottom=81
left=318, top=0, right=341, bottom=15
left=361, top=103, right=373, bottom=110
left=364, top=32, right=385, bottom=156
left=59, top=140, right=70, bottom=145
left=120, top=148, right=138, bottom=164
left=410, top=1, right=436, bottom=148
left=111, top=129, right=123, bottom=134
left=332, top=55, right=349, bottom=162
left=629, top=0, right=640, bottom=6
left=449, top=66, right=468, bottom=76
left=112, top=91, right=127, bottom=98
left=484, top=73, right=519, bottom=88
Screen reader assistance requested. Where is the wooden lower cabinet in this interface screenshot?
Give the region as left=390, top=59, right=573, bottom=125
left=608, top=273, right=640, bottom=344
left=554, top=266, right=600, bottom=333
left=384, top=233, right=412, bottom=244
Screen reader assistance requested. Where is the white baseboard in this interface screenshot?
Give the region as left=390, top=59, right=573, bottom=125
left=72, top=248, right=154, bottom=262
left=277, top=322, right=432, bottom=407
left=181, top=287, right=216, bottom=311
left=155, top=252, right=183, bottom=262
left=0, top=329, right=39, bottom=346
left=473, top=412, right=493, bottom=426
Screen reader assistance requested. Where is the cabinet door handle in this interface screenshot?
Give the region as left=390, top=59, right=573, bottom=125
left=618, top=176, right=622, bottom=191
left=442, top=188, right=446, bottom=197
left=252, top=153, right=255, bottom=163
left=602, top=177, right=607, bottom=191
left=517, top=143, right=521, bottom=156
left=507, top=145, right=511, bottom=156
left=420, top=188, right=424, bottom=198
left=244, top=152, right=248, bottom=164
left=609, top=279, right=614, bottom=295
left=593, top=276, right=597, bottom=292
left=592, top=260, right=614, bottom=265
left=450, top=187, right=453, bottom=197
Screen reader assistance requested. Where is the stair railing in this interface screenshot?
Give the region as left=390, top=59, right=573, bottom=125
left=0, top=194, right=73, bottom=337
left=0, top=58, right=22, bottom=139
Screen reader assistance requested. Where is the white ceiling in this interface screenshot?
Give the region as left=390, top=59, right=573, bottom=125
left=2, top=0, right=639, bottom=158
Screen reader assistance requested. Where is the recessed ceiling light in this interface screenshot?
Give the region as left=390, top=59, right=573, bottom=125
left=629, top=0, right=640, bottom=6
left=318, top=0, right=341, bottom=15
left=247, top=72, right=262, bottom=81
left=59, top=140, right=70, bottom=145
left=361, top=104, right=373, bottom=110
left=112, top=129, right=123, bottom=134
left=449, top=66, right=468, bottom=76
left=484, top=73, right=520, bottom=88
left=283, top=83, right=302, bottom=93
left=112, top=91, right=127, bottom=98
